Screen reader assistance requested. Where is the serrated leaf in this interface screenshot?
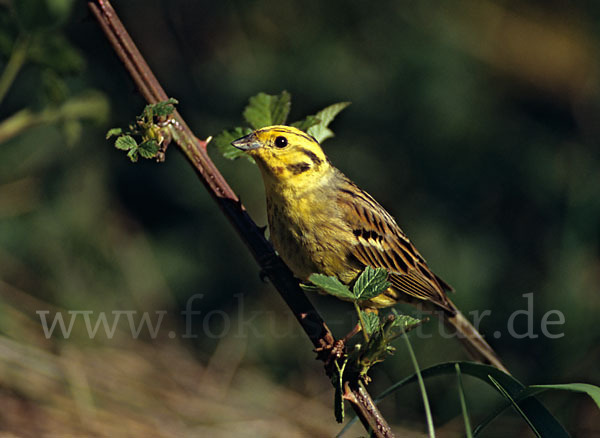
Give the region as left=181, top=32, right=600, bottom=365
left=243, top=91, right=291, bottom=129
left=270, top=91, right=291, bottom=125
left=138, top=139, right=159, bottom=159
left=352, top=266, right=390, bottom=301
left=361, top=311, right=380, bottom=337
left=291, top=115, right=321, bottom=132
left=115, top=135, right=137, bottom=151
left=390, top=309, right=422, bottom=332
left=106, top=127, right=123, bottom=139
left=212, top=126, right=254, bottom=161
left=127, top=147, right=139, bottom=162
left=300, top=283, right=321, bottom=294
left=307, top=102, right=351, bottom=143
left=308, top=273, right=354, bottom=300
left=146, top=98, right=178, bottom=118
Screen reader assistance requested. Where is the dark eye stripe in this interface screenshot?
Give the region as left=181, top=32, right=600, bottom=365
left=299, top=148, right=322, bottom=166
left=287, top=162, right=311, bottom=175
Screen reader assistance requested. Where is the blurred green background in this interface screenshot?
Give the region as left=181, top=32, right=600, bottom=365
left=0, top=0, right=598, bottom=436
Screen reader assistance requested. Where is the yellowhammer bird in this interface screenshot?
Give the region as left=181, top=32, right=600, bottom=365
left=232, top=125, right=508, bottom=373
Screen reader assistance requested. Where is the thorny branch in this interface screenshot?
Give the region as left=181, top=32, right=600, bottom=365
left=88, top=1, right=394, bottom=436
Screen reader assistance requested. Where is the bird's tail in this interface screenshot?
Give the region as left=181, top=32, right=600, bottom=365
left=444, top=301, right=510, bottom=374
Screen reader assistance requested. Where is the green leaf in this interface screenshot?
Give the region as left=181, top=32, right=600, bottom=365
left=307, top=102, right=351, bottom=143
left=474, top=383, right=600, bottom=436
left=474, top=382, right=600, bottom=434
left=127, top=147, right=139, bottom=163
left=389, top=310, right=422, bottom=332
left=338, top=362, right=569, bottom=438
left=138, top=139, right=159, bottom=159
left=525, top=383, right=600, bottom=409
left=488, top=375, right=540, bottom=437
left=299, top=283, right=321, bottom=294
left=145, top=98, right=178, bottom=118
left=270, top=91, right=291, bottom=125
left=106, top=128, right=123, bottom=139
left=115, top=135, right=137, bottom=151
left=382, top=362, right=568, bottom=438
left=307, top=273, right=354, bottom=300
left=352, top=267, right=390, bottom=301
left=243, top=91, right=291, bottom=129
left=212, top=126, right=253, bottom=161
left=361, top=311, right=380, bottom=337
left=291, top=115, right=321, bottom=132
left=354, top=311, right=402, bottom=373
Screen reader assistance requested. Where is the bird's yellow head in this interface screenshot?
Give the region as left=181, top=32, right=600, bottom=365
left=231, top=125, right=330, bottom=188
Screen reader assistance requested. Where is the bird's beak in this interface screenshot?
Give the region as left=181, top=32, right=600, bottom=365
left=231, top=133, right=261, bottom=151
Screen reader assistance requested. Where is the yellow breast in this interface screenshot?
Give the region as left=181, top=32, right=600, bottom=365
left=266, top=182, right=358, bottom=284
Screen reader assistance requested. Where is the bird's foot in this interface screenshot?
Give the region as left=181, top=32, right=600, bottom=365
left=315, top=322, right=364, bottom=367
left=315, top=339, right=346, bottom=367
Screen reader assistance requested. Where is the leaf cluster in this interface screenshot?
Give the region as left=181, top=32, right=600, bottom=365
left=354, top=310, right=422, bottom=376
left=212, top=91, right=350, bottom=161
left=304, top=266, right=390, bottom=303
left=106, top=98, right=178, bottom=162
left=304, top=267, right=422, bottom=422
left=305, top=267, right=422, bottom=378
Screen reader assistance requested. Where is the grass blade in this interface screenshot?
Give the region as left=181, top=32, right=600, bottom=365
left=338, top=361, right=569, bottom=438
left=402, top=330, right=435, bottom=438
left=455, top=364, right=473, bottom=438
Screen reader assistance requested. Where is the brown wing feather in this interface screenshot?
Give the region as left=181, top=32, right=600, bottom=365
left=337, top=178, right=453, bottom=312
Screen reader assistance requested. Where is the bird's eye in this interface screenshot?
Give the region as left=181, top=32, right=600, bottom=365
left=274, top=136, right=288, bottom=148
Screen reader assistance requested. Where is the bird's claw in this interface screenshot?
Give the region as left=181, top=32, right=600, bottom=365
left=315, top=339, right=346, bottom=366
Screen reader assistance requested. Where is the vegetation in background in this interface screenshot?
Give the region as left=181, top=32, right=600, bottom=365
left=1, top=0, right=599, bottom=436
left=211, top=90, right=350, bottom=161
